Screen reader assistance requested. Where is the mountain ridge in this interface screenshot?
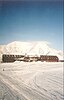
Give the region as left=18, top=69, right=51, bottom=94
left=0, top=41, right=63, bottom=61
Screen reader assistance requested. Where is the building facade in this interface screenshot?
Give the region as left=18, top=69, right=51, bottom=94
left=2, top=54, right=59, bottom=62
left=2, top=54, right=24, bottom=62
left=40, top=55, right=59, bottom=62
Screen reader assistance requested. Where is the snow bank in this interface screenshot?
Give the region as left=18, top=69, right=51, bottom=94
left=0, top=62, right=63, bottom=100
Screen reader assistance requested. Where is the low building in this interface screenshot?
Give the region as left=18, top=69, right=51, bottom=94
left=2, top=54, right=59, bottom=62
left=29, top=56, right=38, bottom=62
left=24, top=56, right=30, bottom=62
left=40, top=55, right=59, bottom=62
left=2, top=54, right=25, bottom=62
left=59, top=60, right=64, bottom=62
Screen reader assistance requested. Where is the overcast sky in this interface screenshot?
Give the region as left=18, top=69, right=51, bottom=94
left=0, top=0, right=63, bottom=50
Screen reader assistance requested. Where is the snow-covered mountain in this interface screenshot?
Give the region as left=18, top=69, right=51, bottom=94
left=0, top=41, right=63, bottom=61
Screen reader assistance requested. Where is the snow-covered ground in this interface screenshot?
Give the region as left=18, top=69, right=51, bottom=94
left=0, top=62, right=63, bottom=100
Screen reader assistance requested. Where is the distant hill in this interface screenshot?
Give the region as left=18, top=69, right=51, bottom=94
left=0, top=41, right=63, bottom=62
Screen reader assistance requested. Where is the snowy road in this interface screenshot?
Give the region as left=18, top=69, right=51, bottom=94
left=0, top=62, right=64, bottom=100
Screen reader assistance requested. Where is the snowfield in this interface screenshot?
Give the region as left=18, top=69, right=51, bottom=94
left=0, top=62, right=63, bottom=100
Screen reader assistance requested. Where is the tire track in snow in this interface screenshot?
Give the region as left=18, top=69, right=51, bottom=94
left=29, top=72, right=63, bottom=100
left=0, top=72, right=49, bottom=100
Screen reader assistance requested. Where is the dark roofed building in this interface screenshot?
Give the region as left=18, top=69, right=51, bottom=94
left=40, top=55, right=59, bottom=62
left=2, top=54, right=25, bottom=62
left=2, top=54, right=59, bottom=62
